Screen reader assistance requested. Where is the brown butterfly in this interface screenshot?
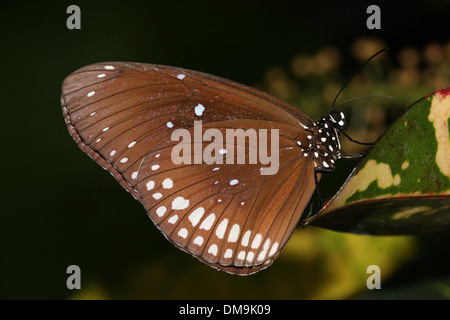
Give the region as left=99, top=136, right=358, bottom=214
left=61, top=53, right=383, bottom=274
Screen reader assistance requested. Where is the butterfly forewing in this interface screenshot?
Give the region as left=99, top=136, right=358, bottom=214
left=61, top=62, right=319, bottom=275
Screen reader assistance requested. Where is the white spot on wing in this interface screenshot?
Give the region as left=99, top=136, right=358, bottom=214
left=216, top=219, right=229, bottom=239
left=227, top=224, right=240, bottom=243
left=237, top=251, right=246, bottom=260
left=162, top=178, right=173, bottom=189
left=178, top=228, right=188, bottom=239
left=200, top=214, right=216, bottom=230
left=224, top=249, right=233, bottom=259
left=299, top=123, right=309, bottom=129
left=193, top=236, right=204, bottom=246
left=87, top=91, right=95, bottom=97
left=208, top=244, right=218, bottom=256
left=156, top=206, right=167, bottom=217
left=257, top=239, right=271, bottom=262
left=172, top=196, right=189, bottom=210
left=146, top=180, right=155, bottom=191
left=251, top=234, right=262, bottom=249
left=177, top=74, right=185, bottom=80
left=257, top=251, right=267, bottom=262
left=194, top=103, right=205, bottom=116
left=168, top=215, right=178, bottom=224
left=241, top=230, right=251, bottom=247
left=188, top=207, right=205, bottom=227
left=269, top=242, right=279, bottom=257
left=153, top=192, right=162, bottom=200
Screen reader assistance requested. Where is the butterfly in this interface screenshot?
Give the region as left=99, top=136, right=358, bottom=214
left=61, top=51, right=384, bottom=275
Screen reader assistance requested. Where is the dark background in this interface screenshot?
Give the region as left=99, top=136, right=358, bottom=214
left=1, top=1, right=449, bottom=299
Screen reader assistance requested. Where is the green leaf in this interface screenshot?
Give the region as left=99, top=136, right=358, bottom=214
left=311, top=87, right=450, bottom=234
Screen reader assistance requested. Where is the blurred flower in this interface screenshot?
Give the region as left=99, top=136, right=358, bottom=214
left=313, top=46, right=341, bottom=75
left=322, top=83, right=341, bottom=106
left=351, top=38, right=387, bottom=61
left=291, top=54, right=314, bottom=78
left=291, top=46, right=340, bottom=78
left=390, top=68, right=420, bottom=88
left=366, top=105, right=386, bottom=127
left=398, top=47, right=420, bottom=69
left=445, top=42, right=450, bottom=61
left=264, top=66, right=293, bottom=101
left=424, top=42, right=445, bottom=64
left=348, top=73, right=371, bottom=95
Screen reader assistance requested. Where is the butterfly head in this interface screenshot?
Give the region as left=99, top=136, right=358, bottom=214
left=328, top=109, right=346, bottom=130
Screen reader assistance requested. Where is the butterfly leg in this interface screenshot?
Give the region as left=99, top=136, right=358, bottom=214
left=340, top=130, right=375, bottom=146
left=339, top=152, right=365, bottom=159
left=300, top=165, right=333, bottom=227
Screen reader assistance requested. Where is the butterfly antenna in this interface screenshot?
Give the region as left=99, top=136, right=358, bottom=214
left=331, top=47, right=389, bottom=110
left=335, top=94, right=393, bottom=107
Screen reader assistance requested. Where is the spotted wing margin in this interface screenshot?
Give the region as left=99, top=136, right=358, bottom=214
left=61, top=62, right=314, bottom=200
left=135, top=120, right=318, bottom=275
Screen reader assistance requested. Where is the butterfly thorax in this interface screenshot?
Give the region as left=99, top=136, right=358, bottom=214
left=295, top=111, right=345, bottom=171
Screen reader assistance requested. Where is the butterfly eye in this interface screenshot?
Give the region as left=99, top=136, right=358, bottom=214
left=329, top=110, right=346, bottom=129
